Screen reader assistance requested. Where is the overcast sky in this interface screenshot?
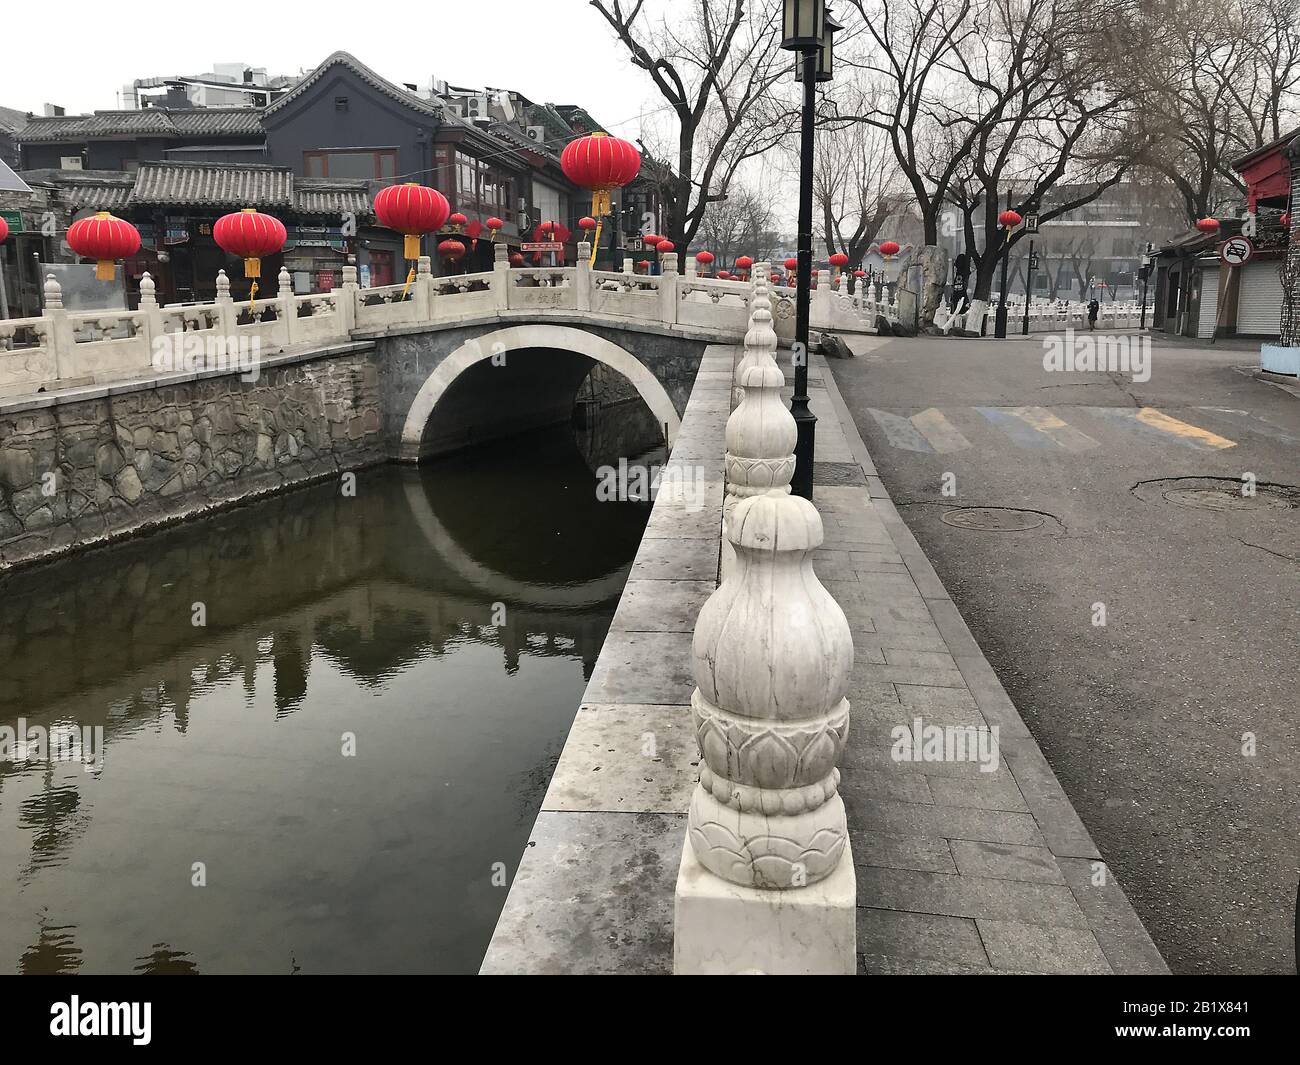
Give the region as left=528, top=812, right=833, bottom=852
left=0, top=0, right=657, bottom=136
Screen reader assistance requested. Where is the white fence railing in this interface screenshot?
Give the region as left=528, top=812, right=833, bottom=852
left=0, top=246, right=890, bottom=400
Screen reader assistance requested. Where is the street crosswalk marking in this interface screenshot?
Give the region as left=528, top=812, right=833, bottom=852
left=909, top=408, right=972, bottom=453
left=863, top=406, right=1250, bottom=453
left=1086, top=407, right=1237, bottom=450
left=1194, top=407, right=1300, bottom=446
left=974, top=406, right=1059, bottom=448
left=867, top=407, right=972, bottom=453
left=1001, top=406, right=1100, bottom=451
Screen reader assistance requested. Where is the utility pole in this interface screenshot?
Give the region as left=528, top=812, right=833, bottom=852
left=1021, top=238, right=1035, bottom=335
left=995, top=190, right=1012, bottom=339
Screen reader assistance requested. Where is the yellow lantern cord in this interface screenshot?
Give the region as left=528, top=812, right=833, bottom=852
left=400, top=265, right=416, bottom=301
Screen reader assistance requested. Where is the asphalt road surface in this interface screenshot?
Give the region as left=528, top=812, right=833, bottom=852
left=829, top=330, right=1299, bottom=975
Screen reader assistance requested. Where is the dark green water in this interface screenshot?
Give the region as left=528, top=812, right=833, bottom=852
left=0, top=424, right=657, bottom=974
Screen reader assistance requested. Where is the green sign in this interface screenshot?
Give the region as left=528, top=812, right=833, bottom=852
left=0, top=209, right=22, bottom=232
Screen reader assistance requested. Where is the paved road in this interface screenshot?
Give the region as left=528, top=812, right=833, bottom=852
left=828, top=331, right=1299, bottom=975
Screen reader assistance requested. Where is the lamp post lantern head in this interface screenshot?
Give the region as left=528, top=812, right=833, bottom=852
left=781, top=0, right=826, bottom=50
left=794, top=5, right=841, bottom=82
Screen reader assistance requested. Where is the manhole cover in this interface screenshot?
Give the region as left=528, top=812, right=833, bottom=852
left=1133, top=477, right=1300, bottom=511
left=940, top=507, right=1046, bottom=531
left=1162, top=487, right=1293, bottom=512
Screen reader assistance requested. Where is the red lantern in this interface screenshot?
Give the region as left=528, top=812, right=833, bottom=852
left=438, top=239, right=466, bottom=262
left=637, top=259, right=651, bottom=272
left=999, top=209, right=1023, bottom=229
left=656, top=239, right=674, bottom=253
left=509, top=251, right=524, bottom=267
left=448, top=212, right=467, bottom=233
left=578, top=216, right=597, bottom=231
left=735, top=255, right=753, bottom=280
left=853, top=269, right=866, bottom=278
left=783, top=257, right=797, bottom=275
left=718, top=270, right=732, bottom=280
left=879, top=240, right=900, bottom=257
left=213, top=208, right=285, bottom=280
left=560, top=132, right=640, bottom=218
left=695, top=250, right=715, bottom=266
left=486, top=216, right=505, bottom=240
left=538, top=221, right=558, bottom=239
left=374, top=183, right=451, bottom=261
left=829, top=252, right=849, bottom=269
left=67, top=211, right=141, bottom=281
left=561, top=132, right=641, bottom=267
left=0, top=216, right=8, bottom=244
left=1281, top=212, right=1291, bottom=228
left=770, top=272, right=781, bottom=284
left=1195, top=217, right=1220, bottom=235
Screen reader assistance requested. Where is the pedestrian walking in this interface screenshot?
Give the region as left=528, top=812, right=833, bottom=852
left=1087, top=297, right=1099, bottom=331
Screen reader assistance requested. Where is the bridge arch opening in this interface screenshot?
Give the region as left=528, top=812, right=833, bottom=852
left=399, top=325, right=680, bottom=463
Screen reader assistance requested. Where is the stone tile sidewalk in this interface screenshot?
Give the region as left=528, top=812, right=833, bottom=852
left=481, top=339, right=1168, bottom=975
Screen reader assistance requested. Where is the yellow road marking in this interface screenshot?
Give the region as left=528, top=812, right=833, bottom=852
left=1136, top=408, right=1236, bottom=450
left=910, top=408, right=972, bottom=452
left=1007, top=407, right=1100, bottom=451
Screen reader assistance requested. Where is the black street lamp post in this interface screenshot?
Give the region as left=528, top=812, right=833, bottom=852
left=1139, top=242, right=1153, bottom=329
left=783, top=0, right=838, bottom=500
left=994, top=192, right=1012, bottom=339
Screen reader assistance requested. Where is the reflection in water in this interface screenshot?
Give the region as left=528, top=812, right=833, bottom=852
left=0, top=417, right=653, bottom=973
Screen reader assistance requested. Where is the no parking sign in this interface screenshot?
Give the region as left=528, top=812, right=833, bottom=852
left=1219, top=236, right=1254, bottom=266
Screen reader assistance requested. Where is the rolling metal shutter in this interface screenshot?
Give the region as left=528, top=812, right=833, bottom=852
left=1197, top=266, right=1218, bottom=338
left=1236, top=261, right=1283, bottom=335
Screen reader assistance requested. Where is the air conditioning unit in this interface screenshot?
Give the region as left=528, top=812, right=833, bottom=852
left=464, top=95, right=490, bottom=120
left=525, top=126, right=545, bottom=144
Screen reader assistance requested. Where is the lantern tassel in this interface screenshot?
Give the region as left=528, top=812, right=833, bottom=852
left=248, top=279, right=259, bottom=316
left=590, top=219, right=602, bottom=268
left=400, top=266, right=416, bottom=301
left=95, top=260, right=114, bottom=282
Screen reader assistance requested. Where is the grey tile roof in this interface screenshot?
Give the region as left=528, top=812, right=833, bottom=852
left=18, top=108, right=263, bottom=143
left=131, top=162, right=293, bottom=207
left=294, top=180, right=372, bottom=216
left=0, top=106, right=29, bottom=135
left=263, top=51, right=443, bottom=120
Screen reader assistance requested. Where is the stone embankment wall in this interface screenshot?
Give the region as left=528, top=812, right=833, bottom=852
left=0, top=350, right=384, bottom=570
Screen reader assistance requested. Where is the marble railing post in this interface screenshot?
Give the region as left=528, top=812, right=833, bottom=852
left=659, top=252, right=679, bottom=325
left=623, top=256, right=634, bottom=275
left=213, top=270, right=237, bottom=338
left=686, top=255, right=698, bottom=278
left=415, top=255, right=435, bottom=320
left=338, top=265, right=358, bottom=333
left=576, top=241, right=592, bottom=311
left=493, top=243, right=510, bottom=311
left=42, top=275, right=75, bottom=381
left=137, top=272, right=163, bottom=355
left=813, top=267, right=833, bottom=327
left=674, top=277, right=857, bottom=975
left=721, top=276, right=781, bottom=581
left=276, top=267, right=295, bottom=348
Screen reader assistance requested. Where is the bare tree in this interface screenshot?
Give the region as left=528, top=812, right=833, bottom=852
left=1135, top=0, right=1300, bottom=222
left=590, top=0, right=795, bottom=252
left=804, top=112, right=904, bottom=291
left=695, top=183, right=781, bottom=269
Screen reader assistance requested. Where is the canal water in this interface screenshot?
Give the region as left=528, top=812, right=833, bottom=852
left=0, top=417, right=662, bottom=974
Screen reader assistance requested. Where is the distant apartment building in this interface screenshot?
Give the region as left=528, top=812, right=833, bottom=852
left=121, top=63, right=299, bottom=111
